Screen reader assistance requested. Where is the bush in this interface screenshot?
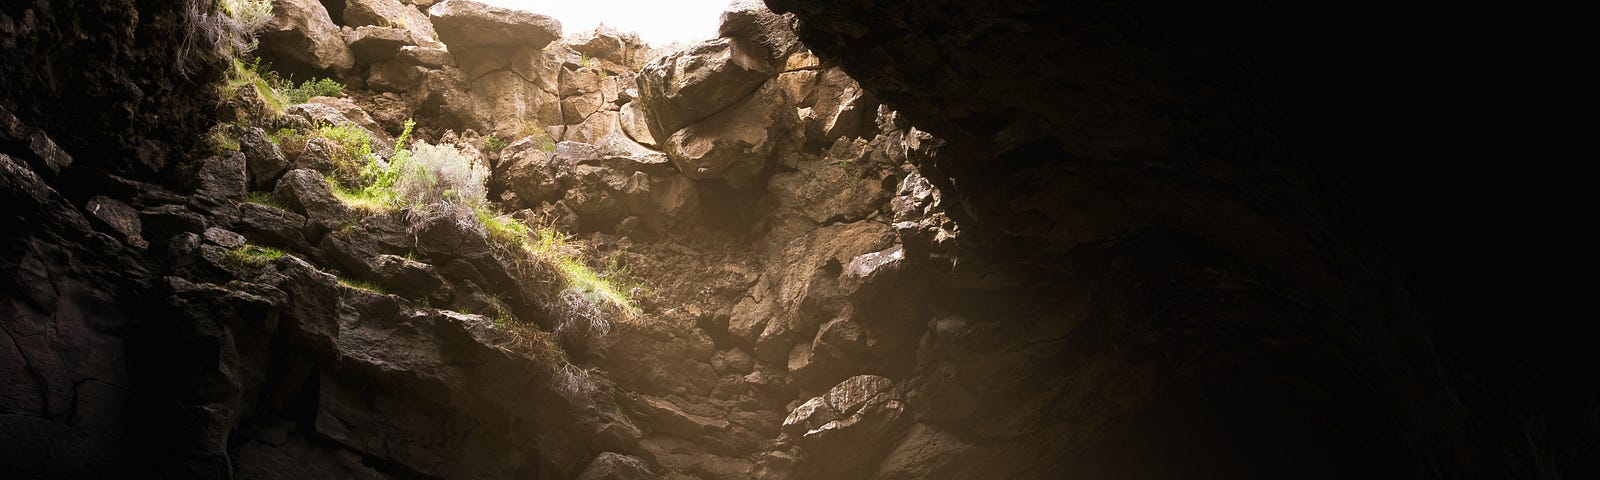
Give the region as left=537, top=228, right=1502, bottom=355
left=220, top=0, right=274, bottom=34
left=282, top=78, right=345, bottom=103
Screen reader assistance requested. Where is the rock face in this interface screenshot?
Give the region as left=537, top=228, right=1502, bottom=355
left=1, top=0, right=1587, bottom=479
left=427, top=0, right=562, bottom=49
left=259, top=0, right=357, bottom=79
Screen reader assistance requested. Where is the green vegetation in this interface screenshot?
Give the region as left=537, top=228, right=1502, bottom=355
left=221, top=0, right=274, bottom=33
left=209, top=126, right=241, bottom=154
left=338, top=277, right=386, bottom=294
left=241, top=191, right=283, bottom=208
left=282, top=77, right=346, bottom=103
left=271, top=122, right=377, bottom=186
left=221, top=57, right=344, bottom=116
left=224, top=58, right=288, bottom=114
left=476, top=210, right=641, bottom=325
left=513, top=120, right=557, bottom=152
left=226, top=244, right=286, bottom=268
left=484, top=134, right=508, bottom=153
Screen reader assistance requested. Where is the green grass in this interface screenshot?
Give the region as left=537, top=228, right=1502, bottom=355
left=329, top=177, right=396, bottom=214
left=338, top=277, right=385, bottom=294
left=226, top=244, right=286, bottom=268
left=484, top=134, right=508, bottom=153
left=475, top=208, right=640, bottom=319
left=282, top=78, right=345, bottom=104
left=210, top=127, right=241, bottom=154
left=223, top=58, right=288, bottom=115
left=240, top=191, right=283, bottom=208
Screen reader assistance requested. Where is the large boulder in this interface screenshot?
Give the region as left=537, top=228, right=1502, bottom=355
left=778, top=375, right=909, bottom=478
left=271, top=169, right=350, bottom=236
left=636, top=38, right=774, bottom=141
left=257, top=0, right=355, bottom=79
left=427, top=0, right=562, bottom=50
left=660, top=82, right=799, bottom=188
left=345, top=0, right=439, bottom=42
left=717, top=0, right=803, bottom=66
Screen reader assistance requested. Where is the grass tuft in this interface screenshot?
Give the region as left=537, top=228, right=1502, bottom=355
left=226, top=244, right=286, bottom=268
left=338, top=277, right=386, bottom=294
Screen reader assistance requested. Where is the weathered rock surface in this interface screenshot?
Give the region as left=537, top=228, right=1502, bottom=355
left=259, top=0, right=356, bottom=79
left=427, top=0, right=562, bottom=50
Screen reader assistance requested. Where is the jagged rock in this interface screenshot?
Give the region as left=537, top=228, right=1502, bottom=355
left=427, top=0, right=562, bottom=50
left=778, top=375, right=908, bottom=477
left=346, top=26, right=423, bottom=64
left=769, top=154, right=887, bottom=224
left=202, top=227, right=247, bottom=249
left=568, top=26, right=647, bottom=70
left=258, top=0, right=355, bottom=78
left=661, top=81, right=799, bottom=188
left=637, top=396, right=729, bottom=439
left=874, top=422, right=984, bottom=479
left=236, top=202, right=310, bottom=249
left=271, top=169, right=350, bottom=236
left=367, top=60, right=427, bottom=92
left=287, top=99, right=396, bottom=153
left=577, top=452, right=654, bottom=480
left=469, top=70, right=560, bottom=135
left=717, top=0, right=803, bottom=66
left=498, top=145, right=562, bottom=206
left=238, top=127, right=288, bottom=190
left=411, top=207, right=492, bottom=259
left=799, top=68, right=874, bottom=144
left=636, top=37, right=773, bottom=141
left=1, top=106, right=72, bottom=176
left=139, top=204, right=206, bottom=242
left=345, top=0, right=438, bottom=42
left=599, top=321, right=718, bottom=397
left=196, top=152, right=247, bottom=199
left=84, top=195, right=146, bottom=249
left=370, top=254, right=451, bottom=303
left=397, top=45, right=455, bottom=68
left=731, top=222, right=893, bottom=361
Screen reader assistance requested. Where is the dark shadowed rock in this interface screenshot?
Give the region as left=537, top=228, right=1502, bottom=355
left=577, top=452, right=655, bottom=480
left=85, top=195, right=147, bottom=249
left=370, top=254, right=451, bottom=303
left=271, top=169, right=350, bottom=236
left=238, top=127, right=288, bottom=191
left=196, top=152, right=248, bottom=199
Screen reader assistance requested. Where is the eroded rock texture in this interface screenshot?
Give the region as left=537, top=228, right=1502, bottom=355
left=1, top=0, right=1591, bottom=479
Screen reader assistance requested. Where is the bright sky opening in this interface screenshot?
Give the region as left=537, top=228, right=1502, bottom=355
left=476, top=0, right=731, bottom=46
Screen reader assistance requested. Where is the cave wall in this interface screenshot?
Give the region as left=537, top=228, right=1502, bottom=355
left=1, top=0, right=232, bottom=174
left=761, top=0, right=1568, bottom=478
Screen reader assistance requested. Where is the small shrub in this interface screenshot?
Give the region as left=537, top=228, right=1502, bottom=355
left=315, top=123, right=377, bottom=185
left=221, top=0, right=274, bottom=34
left=484, top=134, right=508, bottom=153
left=513, top=121, right=556, bottom=152
left=281, top=78, right=345, bottom=104
left=226, top=244, right=286, bottom=268
left=389, top=142, right=488, bottom=211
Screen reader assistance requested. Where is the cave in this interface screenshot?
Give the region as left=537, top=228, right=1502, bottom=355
left=2, top=0, right=1591, bottom=479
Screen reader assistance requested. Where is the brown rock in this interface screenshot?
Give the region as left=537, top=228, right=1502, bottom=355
left=427, top=0, right=562, bottom=50
left=636, top=37, right=773, bottom=141
left=257, top=0, right=355, bottom=78
left=661, top=81, right=799, bottom=188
